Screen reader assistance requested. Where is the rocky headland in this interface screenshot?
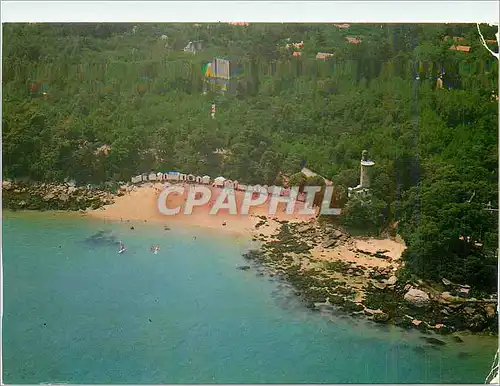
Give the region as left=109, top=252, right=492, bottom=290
left=244, top=218, right=498, bottom=336
left=2, top=180, right=116, bottom=211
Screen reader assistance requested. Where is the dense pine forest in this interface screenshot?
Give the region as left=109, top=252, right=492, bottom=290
left=2, top=23, right=499, bottom=293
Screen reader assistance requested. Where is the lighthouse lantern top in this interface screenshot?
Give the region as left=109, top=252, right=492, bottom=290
left=360, top=150, right=375, bottom=166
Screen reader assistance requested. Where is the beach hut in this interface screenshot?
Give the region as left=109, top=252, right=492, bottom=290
left=157, top=172, right=164, bottom=181
left=202, top=175, right=211, bottom=184
left=148, top=173, right=157, bottom=181
left=167, top=171, right=180, bottom=181
left=237, top=184, right=247, bottom=191
left=131, top=175, right=142, bottom=184
left=224, top=179, right=234, bottom=189
left=187, top=174, right=196, bottom=182
left=179, top=173, right=187, bottom=182
left=214, top=176, right=226, bottom=187
left=195, top=175, right=203, bottom=184
left=268, top=185, right=279, bottom=195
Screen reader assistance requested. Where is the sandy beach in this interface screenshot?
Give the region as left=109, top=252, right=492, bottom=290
left=87, top=182, right=406, bottom=268
left=86, top=182, right=317, bottom=237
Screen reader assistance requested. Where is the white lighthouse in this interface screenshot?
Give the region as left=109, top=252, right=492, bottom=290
left=360, top=150, right=375, bottom=188
left=348, top=150, right=375, bottom=197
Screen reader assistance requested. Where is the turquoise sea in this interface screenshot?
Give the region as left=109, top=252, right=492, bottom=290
left=2, top=211, right=498, bottom=384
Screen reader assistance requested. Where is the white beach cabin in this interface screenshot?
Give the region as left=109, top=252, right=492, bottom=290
left=268, top=185, right=280, bottom=196
left=202, top=175, right=211, bottom=185
left=214, top=176, right=226, bottom=187
left=167, top=171, right=180, bottom=182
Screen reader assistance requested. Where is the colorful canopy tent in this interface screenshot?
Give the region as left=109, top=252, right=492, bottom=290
left=29, top=82, right=48, bottom=96
left=203, top=62, right=213, bottom=77
left=203, top=58, right=243, bottom=79
left=203, top=58, right=243, bottom=94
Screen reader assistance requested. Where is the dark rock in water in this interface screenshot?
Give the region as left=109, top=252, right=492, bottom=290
left=457, top=351, right=471, bottom=359
left=237, top=265, right=251, bottom=271
left=452, top=336, right=464, bottom=343
left=412, top=346, right=426, bottom=355
left=341, top=301, right=364, bottom=313
left=242, top=250, right=264, bottom=261
left=256, top=272, right=264, bottom=277
left=84, top=230, right=119, bottom=247
left=373, top=312, right=390, bottom=323
left=421, top=337, right=446, bottom=346
left=394, top=317, right=413, bottom=330
left=130, top=226, right=135, bottom=230
left=316, top=304, right=335, bottom=313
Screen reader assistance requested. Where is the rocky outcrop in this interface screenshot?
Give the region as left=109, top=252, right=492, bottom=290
left=373, top=312, right=390, bottom=323
left=2, top=181, right=114, bottom=211
left=404, top=288, right=430, bottom=307
left=247, top=220, right=498, bottom=335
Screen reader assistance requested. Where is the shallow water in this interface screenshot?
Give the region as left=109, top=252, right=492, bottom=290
left=2, top=211, right=498, bottom=384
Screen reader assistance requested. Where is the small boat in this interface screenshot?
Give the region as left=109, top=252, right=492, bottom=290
left=118, top=242, right=127, bottom=254
left=153, top=245, right=160, bottom=255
